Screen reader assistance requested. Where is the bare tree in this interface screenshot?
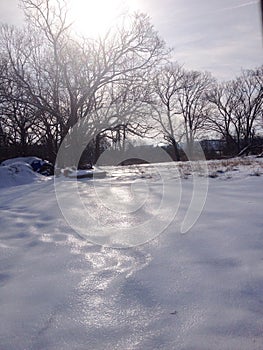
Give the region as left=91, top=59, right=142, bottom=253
left=206, top=66, right=263, bottom=154
left=0, top=0, right=168, bottom=163
left=152, top=64, right=212, bottom=160
left=206, top=81, right=239, bottom=151
left=152, top=62, right=184, bottom=160
left=177, top=70, right=213, bottom=157
left=234, top=67, right=263, bottom=151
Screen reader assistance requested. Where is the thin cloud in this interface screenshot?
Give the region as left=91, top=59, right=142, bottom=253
left=221, top=0, right=259, bottom=12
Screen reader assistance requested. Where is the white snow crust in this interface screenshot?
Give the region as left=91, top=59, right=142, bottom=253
left=0, top=157, right=262, bottom=349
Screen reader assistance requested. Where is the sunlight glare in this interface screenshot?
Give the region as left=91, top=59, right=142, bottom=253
left=68, top=0, right=141, bottom=37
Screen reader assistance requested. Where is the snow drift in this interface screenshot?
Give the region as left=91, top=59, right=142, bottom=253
left=0, top=161, right=45, bottom=188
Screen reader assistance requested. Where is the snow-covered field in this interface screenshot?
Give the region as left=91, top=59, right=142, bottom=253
left=0, top=158, right=263, bottom=349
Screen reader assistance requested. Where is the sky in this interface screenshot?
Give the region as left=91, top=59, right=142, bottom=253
left=0, top=0, right=262, bottom=80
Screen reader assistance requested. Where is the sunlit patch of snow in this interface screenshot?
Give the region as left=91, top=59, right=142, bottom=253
left=0, top=157, right=263, bottom=349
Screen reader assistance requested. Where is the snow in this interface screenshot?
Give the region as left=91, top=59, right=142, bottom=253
left=0, top=161, right=47, bottom=188
left=64, top=167, right=107, bottom=179
left=0, top=157, right=263, bottom=349
left=1, top=156, right=43, bottom=167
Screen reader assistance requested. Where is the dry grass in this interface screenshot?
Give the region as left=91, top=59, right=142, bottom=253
left=172, top=156, right=263, bottom=179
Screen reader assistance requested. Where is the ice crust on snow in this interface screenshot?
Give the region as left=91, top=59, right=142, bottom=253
left=0, top=157, right=263, bottom=349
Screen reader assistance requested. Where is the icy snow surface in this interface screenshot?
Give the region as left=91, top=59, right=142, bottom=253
left=0, top=158, right=263, bottom=349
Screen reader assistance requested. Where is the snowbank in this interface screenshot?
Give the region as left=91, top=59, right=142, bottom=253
left=0, top=162, right=45, bottom=188
left=1, top=156, right=42, bottom=167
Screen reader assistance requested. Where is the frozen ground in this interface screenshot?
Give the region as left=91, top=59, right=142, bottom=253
left=0, top=158, right=263, bottom=349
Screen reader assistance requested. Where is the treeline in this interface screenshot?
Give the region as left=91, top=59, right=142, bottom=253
left=0, top=0, right=262, bottom=164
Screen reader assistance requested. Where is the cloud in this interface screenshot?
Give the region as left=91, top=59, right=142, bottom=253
left=170, top=23, right=262, bottom=81
left=220, top=0, right=259, bottom=12
left=0, top=0, right=23, bottom=26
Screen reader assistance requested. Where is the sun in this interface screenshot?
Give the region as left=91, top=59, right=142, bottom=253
left=67, top=0, right=140, bottom=38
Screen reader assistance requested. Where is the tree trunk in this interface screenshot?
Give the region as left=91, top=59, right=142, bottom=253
left=171, top=138, right=180, bottom=161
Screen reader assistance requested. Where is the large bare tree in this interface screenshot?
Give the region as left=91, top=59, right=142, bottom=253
left=0, top=0, right=168, bottom=162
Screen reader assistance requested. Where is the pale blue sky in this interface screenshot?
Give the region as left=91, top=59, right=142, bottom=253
left=0, top=0, right=262, bottom=80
